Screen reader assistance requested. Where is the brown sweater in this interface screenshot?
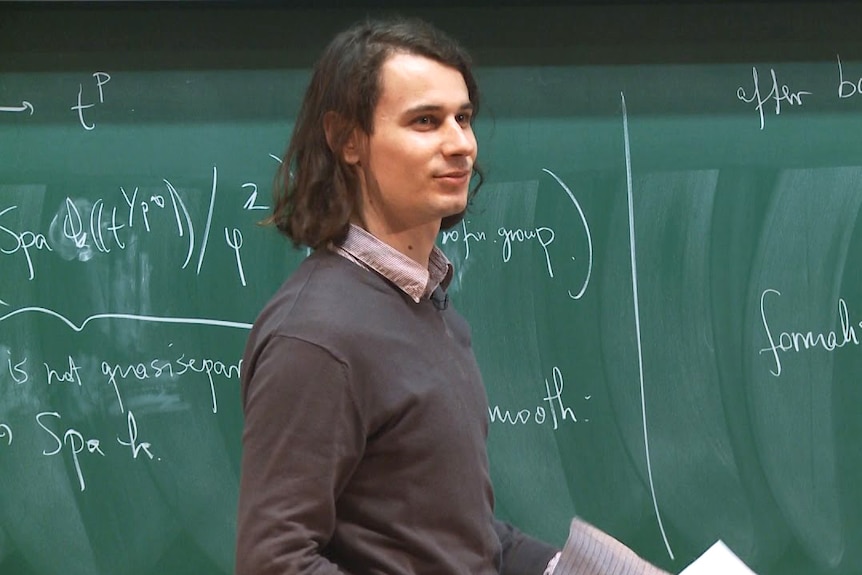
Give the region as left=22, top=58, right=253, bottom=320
left=236, top=249, right=557, bottom=575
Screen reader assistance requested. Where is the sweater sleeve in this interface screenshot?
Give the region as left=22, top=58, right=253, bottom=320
left=236, top=335, right=364, bottom=575
left=494, top=519, right=560, bottom=575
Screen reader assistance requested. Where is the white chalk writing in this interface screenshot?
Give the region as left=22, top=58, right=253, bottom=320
left=71, top=71, right=111, bottom=130
left=488, top=366, right=591, bottom=428
left=737, top=66, right=811, bottom=130
left=759, top=288, right=861, bottom=377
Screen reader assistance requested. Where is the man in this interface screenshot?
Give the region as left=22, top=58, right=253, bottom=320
left=236, top=16, right=669, bottom=575
left=236, top=16, right=558, bottom=575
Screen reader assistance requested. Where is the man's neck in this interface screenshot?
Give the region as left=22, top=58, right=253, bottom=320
left=355, top=221, right=440, bottom=268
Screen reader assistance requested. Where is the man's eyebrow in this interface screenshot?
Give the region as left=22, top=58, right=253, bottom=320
left=402, top=102, right=474, bottom=116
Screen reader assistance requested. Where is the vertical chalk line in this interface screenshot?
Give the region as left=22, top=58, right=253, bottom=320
left=197, top=165, right=218, bottom=275
left=621, top=91, right=675, bottom=560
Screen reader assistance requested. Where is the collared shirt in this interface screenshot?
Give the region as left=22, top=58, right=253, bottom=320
left=331, top=224, right=453, bottom=303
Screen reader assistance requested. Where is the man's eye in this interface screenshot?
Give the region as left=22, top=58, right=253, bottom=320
left=456, top=113, right=472, bottom=125
left=415, top=116, right=434, bottom=126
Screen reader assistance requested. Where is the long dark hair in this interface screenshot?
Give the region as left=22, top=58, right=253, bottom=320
left=270, top=17, right=483, bottom=249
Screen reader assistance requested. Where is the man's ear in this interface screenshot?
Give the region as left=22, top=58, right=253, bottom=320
left=342, top=129, right=362, bottom=166
left=323, top=111, right=362, bottom=165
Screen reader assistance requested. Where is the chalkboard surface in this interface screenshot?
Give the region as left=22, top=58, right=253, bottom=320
left=3, top=3, right=862, bottom=574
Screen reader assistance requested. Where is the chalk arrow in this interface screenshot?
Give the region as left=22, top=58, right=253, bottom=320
left=0, top=101, right=34, bottom=115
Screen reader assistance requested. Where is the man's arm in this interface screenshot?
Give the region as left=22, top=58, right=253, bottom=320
left=551, top=518, right=671, bottom=575
left=494, top=519, right=560, bottom=575
left=236, top=335, right=364, bottom=575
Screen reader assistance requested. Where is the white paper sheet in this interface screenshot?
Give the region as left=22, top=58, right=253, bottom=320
left=680, top=541, right=757, bottom=575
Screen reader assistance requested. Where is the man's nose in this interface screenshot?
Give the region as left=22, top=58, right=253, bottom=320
left=441, top=118, right=477, bottom=157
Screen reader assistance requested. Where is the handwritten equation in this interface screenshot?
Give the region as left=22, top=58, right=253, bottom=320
left=72, top=72, right=112, bottom=130
left=1, top=70, right=111, bottom=127
left=0, top=166, right=270, bottom=287
left=0, top=174, right=592, bottom=302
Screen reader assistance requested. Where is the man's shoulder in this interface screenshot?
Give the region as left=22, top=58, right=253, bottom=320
left=254, top=249, right=400, bottom=339
left=288, top=248, right=395, bottom=308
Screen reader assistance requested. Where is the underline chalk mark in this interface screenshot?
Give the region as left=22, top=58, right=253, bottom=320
left=0, top=307, right=252, bottom=332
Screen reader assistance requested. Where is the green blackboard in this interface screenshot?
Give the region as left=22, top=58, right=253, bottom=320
left=3, top=2, right=862, bottom=574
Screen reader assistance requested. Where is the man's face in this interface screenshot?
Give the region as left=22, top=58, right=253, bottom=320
left=350, top=52, right=478, bottom=238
